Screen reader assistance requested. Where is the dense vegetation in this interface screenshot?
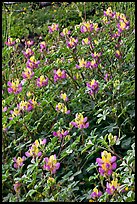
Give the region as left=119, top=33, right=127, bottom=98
left=2, top=2, right=135, bottom=202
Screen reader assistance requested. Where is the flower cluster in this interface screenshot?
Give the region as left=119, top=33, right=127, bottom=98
left=90, top=188, right=102, bottom=199
left=66, top=37, right=78, bottom=48
left=48, top=23, right=59, bottom=33
left=13, top=156, right=26, bottom=169
left=5, top=37, right=16, bottom=46
left=60, top=28, right=71, bottom=37
left=7, top=79, right=22, bottom=94
left=106, top=178, right=119, bottom=195
left=60, top=92, right=68, bottom=102
left=26, top=56, right=40, bottom=69
left=80, top=21, right=93, bottom=33
left=96, top=151, right=117, bottom=176
left=53, top=129, right=69, bottom=140
left=70, top=113, right=89, bottom=129
left=86, top=79, right=99, bottom=96
left=76, top=58, right=91, bottom=69
left=56, top=103, right=70, bottom=114
left=25, top=139, right=46, bottom=158
left=22, top=48, right=34, bottom=58
left=22, top=68, right=34, bottom=79
left=36, top=75, right=48, bottom=88
left=54, top=69, right=67, bottom=82
left=43, top=154, right=60, bottom=174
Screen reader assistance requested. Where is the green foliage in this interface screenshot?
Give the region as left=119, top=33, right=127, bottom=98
left=2, top=2, right=135, bottom=202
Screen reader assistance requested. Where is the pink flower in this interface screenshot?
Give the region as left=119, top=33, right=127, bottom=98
left=106, top=179, right=119, bottom=195
left=60, top=28, right=71, bottom=37
left=14, top=182, right=21, bottom=195
left=43, top=154, right=60, bottom=174
left=25, top=140, right=42, bottom=158
left=115, top=50, right=122, bottom=59
left=25, top=40, right=34, bottom=47
left=53, top=129, right=69, bottom=140
left=36, top=75, right=48, bottom=87
left=66, top=37, right=78, bottom=49
left=86, top=79, right=99, bottom=96
left=7, top=79, right=22, bottom=94
left=76, top=58, right=91, bottom=69
left=96, top=151, right=117, bottom=177
left=80, top=21, right=93, bottom=33
left=22, top=68, right=34, bottom=79
left=90, top=188, right=102, bottom=199
left=56, top=103, right=70, bottom=114
left=13, top=156, right=26, bottom=169
left=48, top=23, right=59, bottom=33
left=22, top=48, right=34, bottom=58
left=82, top=37, right=91, bottom=45
left=39, top=41, right=46, bottom=52
left=54, top=69, right=67, bottom=82
left=5, top=37, right=16, bottom=46
left=60, top=92, right=68, bottom=102
left=26, top=56, right=40, bottom=69
left=70, top=113, right=89, bottom=129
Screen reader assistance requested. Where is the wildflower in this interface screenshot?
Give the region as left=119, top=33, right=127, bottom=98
left=54, top=69, right=67, bottom=82
left=43, top=154, right=60, bottom=174
left=2, top=106, right=8, bottom=112
left=48, top=23, right=59, bottom=33
left=14, top=182, right=21, bottom=195
left=76, top=58, right=91, bottom=69
left=90, top=187, right=102, bottom=199
left=27, top=98, right=38, bottom=112
left=13, top=156, right=26, bottom=169
left=5, top=37, right=16, bottom=46
left=91, top=52, right=102, bottom=59
left=93, top=23, right=100, bottom=32
left=40, top=138, right=47, bottom=145
left=96, top=151, right=117, bottom=176
left=90, top=59, right=98, bottom=69
left=36, top=75, right=48, bottom=87
left=102, top=16, right=110, bottom=24
left=106, top=179, right=119, bottom=195
left=104, top=7, right=115, bottom=18
left=9, top=108, right=20, bottom=120
left=22, top=68, right=34, bottom=79
left=25, top=40, right=34, bottom=47
left=70, top=113, right=89, bottom=129
left=60, top=28, right=71, bottom=37
left=39, top=41, right=46, bottom=52
left=7, top=79, right=22, bottom=94
left=86, top=79, right=99, bottom=96
left=80, top=21, right=93, bottom=33
left=60, top=92, right=68, bottom=102
left=104, top=73, right=112, bottom=82
left=3, top=124, right=8, bottom=132
left=56, top=103, right=70, bottom=114
left=22, top=48, right=34, bottom=58
left=25, top=140, right=42, bottom=158
left=26, top=56, right=40, bottom=69
left=115, top=50, right=122, bottom=59
left=82, top=37, right=91, bottom=45
left=117, top=19, right=130, bottom=33
left=53, top=129, right=69, bottom=140
left=17, top=100, right=28, bottom=112
left=66, top=37, right=78, bottom=48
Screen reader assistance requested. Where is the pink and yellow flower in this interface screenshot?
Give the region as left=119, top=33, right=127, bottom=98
left=82, top=37, right=91, bottom=45
left=66, top=37, right=78, bottom=48
left=25, top=139, right=42, bottom=158
left=53, top=129, right=69, bottom=140
left=54, top=69, right=67, bottom=82
left=39, top=41, right=46, bottom=52
left=7, top=79, right=22, bottom=94
left=13, top=156, right=26, bottom=169
left=96, top=151, right=117, bottom=176
left=56, top=103, right=70, bottom=114
left=22, top=68, right=34, bottom=79
left=25, top=40, right=34, bottom=47
left=60, top=92, right=68, bottom=102
left=115, top=50, right=122, bottom=59
left=106, top=179, right=119, bottom=195
left=48, top=23, right=59, bottom=33
left=5, top=37, right=16, bottom=46
left=22, top=48, right=34, bottom=58
left=70, top=113, right=89, bottom=129
left=90, top=187, right=102, bottom=199
left=36, top=75, right=48, bottom=87
left=60, top=28, right=71, bottom=37
left=80, top=21, right=93, bottom=33
left=26, top=56, right=40, bottom=69
left=14, top=182, right=21, bottom=195
left=104, top=7, right=115, bottom=18
left=86, top=79, right=99, bottom=96
left=9, top=108, right=20, bottom=120
left=43, top=154, right=60, bottom=174
left=76, top=58, right=91, bottom=69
